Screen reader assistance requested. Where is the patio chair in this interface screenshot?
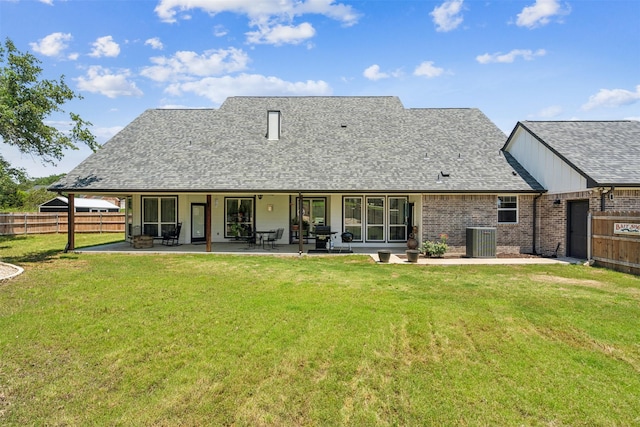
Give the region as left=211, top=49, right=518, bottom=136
left=245, top=229, right=257, bottom=248
left=161, top=222, right=182, bottom=246
left=264, top=228, right=284, bottom=249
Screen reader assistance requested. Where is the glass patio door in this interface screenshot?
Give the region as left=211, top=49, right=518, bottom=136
left=191, top=203, right=206, bottom=243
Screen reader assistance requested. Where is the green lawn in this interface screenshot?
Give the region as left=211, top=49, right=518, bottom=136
left=1, top=234, right=639, bottom=425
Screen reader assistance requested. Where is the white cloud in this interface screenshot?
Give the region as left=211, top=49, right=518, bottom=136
left=89, top=36, right=120, bottom=58
left=363, top=64, right=389, bottom=81
left=39, top=0, right=53, bottom=5
left=140, top=48, right=250, bottom=82
left=430, top=0, right=464, bottom=32
left=516, top=0, right=570, bottom=28
left=154, top=0, right=359, bottom=45
left=581, top=85, right=640, bottom=111
left=75, top=66, right=143, bottom=98
left=476, top=49, right=546, bottom=64
left=93, top=126, right=124, bottom=142
left=413, top=61, right=444, bottom=78
left=144, top=37, right=164, bottom=50
left=533, top=105, right=563, bottom=118
left=214, top=25, right=228, bottom=37
left=29, top=32, right=72, bottom=57
left=164, top=73, right=331, bottom=105
left=155, top=0, right=359, bottom=24
left=246, top=22, right=316, bottom=45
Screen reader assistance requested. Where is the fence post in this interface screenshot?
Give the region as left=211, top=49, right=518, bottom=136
left=100, top=213, right=103, bottom=234
left=24, top=214, right=27, bottom=235
left=587, top=212, right=592, bottom=261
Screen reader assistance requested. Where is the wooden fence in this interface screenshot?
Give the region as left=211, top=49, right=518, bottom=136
left=0, top=212, right=125, bottom=235
left=591, top=211, right=640, bottom=275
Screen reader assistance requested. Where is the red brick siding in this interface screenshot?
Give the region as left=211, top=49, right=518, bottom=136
left=537, top=189, right=640, bottom=257
left=421, top=194, right=535, bottom=255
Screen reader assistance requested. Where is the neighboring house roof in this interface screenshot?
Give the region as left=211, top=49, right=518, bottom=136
left=504, top=120, right=640, bottom=187
left=40, top=196, right=120, bottom=210
left=50, top=96, right=542, bottom=194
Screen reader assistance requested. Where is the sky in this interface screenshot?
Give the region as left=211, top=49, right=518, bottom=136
left=1, top=0, right=639, bottom=178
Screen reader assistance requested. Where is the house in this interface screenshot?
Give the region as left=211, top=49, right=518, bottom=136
left=503, top=120, right=640, bottom=258
left=39, top=196, right=120, bottom=213
left=49, top=96, right=544, bottom=252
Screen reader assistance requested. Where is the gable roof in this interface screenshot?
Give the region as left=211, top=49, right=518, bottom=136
left=504, top=120, right=640, bottom=187
left=40, top=196, right=120, bottom=210
left=50, top=96, right=541, bottom=194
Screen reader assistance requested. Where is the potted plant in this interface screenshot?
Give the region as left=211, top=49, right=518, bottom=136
left=378, top=250, right=392, bottom=263
left=231, top=222, right=244, bottom=239
left=291, top=217, right=300, bottom=231
left=406, top=249, right=420, bottom=263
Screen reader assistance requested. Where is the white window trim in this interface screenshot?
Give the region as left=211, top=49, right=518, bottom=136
left=497, top=195, right=518, bottom=224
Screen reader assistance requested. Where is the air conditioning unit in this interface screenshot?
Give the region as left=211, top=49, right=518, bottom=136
left=466, top=227, right=496, bottom=258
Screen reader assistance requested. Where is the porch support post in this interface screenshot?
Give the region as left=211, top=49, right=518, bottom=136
left=298, top=192, right=304, bottom=255
left=65, top=193, right=75, bottom=253
left=206, top=194, right=212, bottom=252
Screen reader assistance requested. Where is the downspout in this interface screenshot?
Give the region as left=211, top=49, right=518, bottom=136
left=587, top=211, right=592, bottom=262
left=532, top=192, right=543, bottom=255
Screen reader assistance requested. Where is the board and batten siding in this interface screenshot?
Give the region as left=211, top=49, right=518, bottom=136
left=507, top=127, right=586, bottom=193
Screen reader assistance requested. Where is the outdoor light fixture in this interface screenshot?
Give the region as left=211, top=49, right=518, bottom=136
left=258, top=194, right=263, bottom=200
left=267, top=204, right=273, bottom=212
left=553, top=199, right=561, bottom=205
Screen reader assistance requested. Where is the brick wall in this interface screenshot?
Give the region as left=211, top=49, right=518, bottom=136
left=421, top=194, right=535, bottom=255
left=537, top=189, right=640, bottom=257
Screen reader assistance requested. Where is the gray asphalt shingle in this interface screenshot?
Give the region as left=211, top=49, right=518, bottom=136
left=50, top=96, right=541, bottom=193
left=511, top=120, right=640, bottom=186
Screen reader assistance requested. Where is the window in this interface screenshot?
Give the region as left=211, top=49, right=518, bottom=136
left=142, top=196, right=177, bottom=237
left=225, top=198, right=254, bottom=238
left=388, top=197, right=408, bottom=241
left=498, top=196, right=518, bottom=223
left=366, top=197, right=385, bottom=242
left=344, top=197, right=363, bottom=241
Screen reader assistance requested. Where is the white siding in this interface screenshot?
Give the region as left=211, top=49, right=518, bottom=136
left=507, top=127, right=586, bottom=193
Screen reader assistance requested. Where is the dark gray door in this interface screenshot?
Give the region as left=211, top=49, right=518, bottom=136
left=567, top=200, right=589, bottom=259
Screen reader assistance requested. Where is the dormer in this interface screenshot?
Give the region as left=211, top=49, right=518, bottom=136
left=267, top=110, right=281, bottom=140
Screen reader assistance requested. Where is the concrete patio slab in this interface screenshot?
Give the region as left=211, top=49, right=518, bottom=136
left=72, top=241, right=584, bottom=266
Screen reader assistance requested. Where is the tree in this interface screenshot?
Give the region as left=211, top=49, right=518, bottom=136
left=0, top=156, right=26, bottom=209
left=0, top=37, right=98, bottom=165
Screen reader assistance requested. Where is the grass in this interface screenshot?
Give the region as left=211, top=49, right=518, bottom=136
left=1, top=234, right=639, bottom=425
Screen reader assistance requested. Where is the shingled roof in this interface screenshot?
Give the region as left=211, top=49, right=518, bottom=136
left=50, top=96, right=541, bottom=193
left=505, top=120, right=640, bottom=187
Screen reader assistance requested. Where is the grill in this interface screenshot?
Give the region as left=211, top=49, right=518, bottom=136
left=313, top=226, right=333, bottom=250
left=340, top=231, right=354, bottom=253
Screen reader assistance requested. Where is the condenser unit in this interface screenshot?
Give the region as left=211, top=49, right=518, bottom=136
left=466, top=227, right=497, bottom=258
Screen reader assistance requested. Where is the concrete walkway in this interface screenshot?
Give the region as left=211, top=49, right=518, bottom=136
left=0, top=262, right=24, bottom=281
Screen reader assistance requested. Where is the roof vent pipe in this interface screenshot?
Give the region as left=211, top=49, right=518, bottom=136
left=267, top=110, right=281, bottom=140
